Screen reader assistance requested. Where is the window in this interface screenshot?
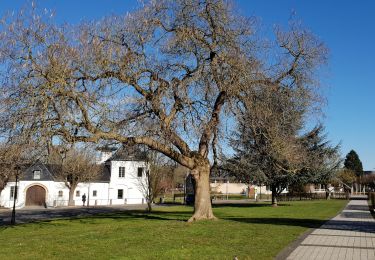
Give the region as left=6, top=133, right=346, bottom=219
left=119, top=167, right=125, bottom=178
left=93, top=190, right=97, bottom=197
left=33, top=170, right=41, bottom=179
left=10, top=186, right=18, bottom=200
left=137, top=167, right=144, bottom=178
left=76, top=190, right=80, bottom=197
left=117, top=189, right=123, bottom=199
left=58, top=190, right=63, bottom=197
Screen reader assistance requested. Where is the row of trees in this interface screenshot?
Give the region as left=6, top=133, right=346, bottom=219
left=0, top=0, right=336, bottom=220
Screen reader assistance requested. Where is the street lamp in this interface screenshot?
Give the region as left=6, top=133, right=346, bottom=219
left=11, top=165, right=20, bottom=225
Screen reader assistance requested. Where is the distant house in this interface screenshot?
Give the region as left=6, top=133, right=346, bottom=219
left=0, top=147, right=148, bottom=208
left=184, top=174, right=288, bottom=201
left=304, top=184, right=330, bottom=193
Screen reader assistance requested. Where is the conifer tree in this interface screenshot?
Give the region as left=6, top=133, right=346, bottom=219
left=344, top=150, right=363, bottom=177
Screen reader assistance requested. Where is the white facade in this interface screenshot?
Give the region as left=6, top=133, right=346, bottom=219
left=107, top=160, right=147, bottom=205
left=0, top=156, right=148, bottom=209
left=210, top=180, right=288, bottom=196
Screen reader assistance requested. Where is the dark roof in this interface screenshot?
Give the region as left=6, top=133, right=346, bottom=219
left=97, top=146, right=117, bottom=152
left=13, top=162, right=110, bottom=183
left=108, top=145, right=147, bottom=162
left=96, top=164, right=111, bottom=182
left=19, top=162, right=56, bottom=181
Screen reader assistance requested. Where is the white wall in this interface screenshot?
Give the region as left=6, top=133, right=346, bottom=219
left=0, top=159, right=149, bottom=208
left=210, top=182, right=248, bottom=194
left=0, top=180, right=63, bottom=208
left=109, top=160, right=147, bottom=205
left=209, top=182, right=288, bottom=195
left=65, top=182, right=110, bottom=206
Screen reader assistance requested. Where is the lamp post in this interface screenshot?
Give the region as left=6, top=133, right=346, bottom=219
left=11, top=165, right=20, bottom=225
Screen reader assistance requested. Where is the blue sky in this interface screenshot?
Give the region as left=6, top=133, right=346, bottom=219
left=1, top=1, right=374, bottom=169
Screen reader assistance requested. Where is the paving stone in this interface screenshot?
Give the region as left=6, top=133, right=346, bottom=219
left=285, top=199, right=375, bottom=260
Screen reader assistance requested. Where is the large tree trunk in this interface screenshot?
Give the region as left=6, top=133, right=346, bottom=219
left=68, top=184, right=77, bottom=206
left=188, top=164, right=216, bottom=222
left=271, top=185, right=278, bottom=207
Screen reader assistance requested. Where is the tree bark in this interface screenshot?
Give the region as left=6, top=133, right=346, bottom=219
left=188, top=163, right=216, bottom=222
left=271, top=185, right=278, bottom=207
left=68, top=183, right=77, bottom=206
left=147, top=202, right=152, bottom=212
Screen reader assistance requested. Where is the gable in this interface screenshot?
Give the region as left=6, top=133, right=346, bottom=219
left=21, top=162, right=55, bottom=181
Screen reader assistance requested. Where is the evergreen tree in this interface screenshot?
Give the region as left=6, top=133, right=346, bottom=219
left=290, top=125, right=341, bottom=189
left=344, top=150, right=363, bottom=177
left=225, top=84, right=305, bottom=206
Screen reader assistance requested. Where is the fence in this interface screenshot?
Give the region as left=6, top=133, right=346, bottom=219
left=331, top=192, right=350, bottom=199
left=169, top=191, right=351, bottom=204
left=277, top=192, right=349, bottom=201
left=53, top=198, right=145, bottom=207
left=277, top=192, right=325, bottom=201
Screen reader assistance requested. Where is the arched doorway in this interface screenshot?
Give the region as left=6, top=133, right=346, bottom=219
left=26, top=185, right=46, bottom=206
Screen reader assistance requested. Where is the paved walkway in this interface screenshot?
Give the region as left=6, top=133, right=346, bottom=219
left=285, top=199, right=375, bottom=260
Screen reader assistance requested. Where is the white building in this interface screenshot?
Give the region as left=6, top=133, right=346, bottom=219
left=0, top=148, right=148, bottom=208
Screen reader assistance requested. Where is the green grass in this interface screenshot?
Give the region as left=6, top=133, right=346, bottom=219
left=0, top=200, right=347, bottom=260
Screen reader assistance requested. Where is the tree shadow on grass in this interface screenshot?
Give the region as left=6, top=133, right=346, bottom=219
left=212, top=203, right=291, bottom=208
left=224, top=217, right=375, bottom=233
left=0, top=203, right=323, bottom=229
left=0, top=209, right=194, bottom=229
left=223, top=217, right=325, bottom=229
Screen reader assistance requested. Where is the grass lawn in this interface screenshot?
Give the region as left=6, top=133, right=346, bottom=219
left=0, top=200, right=347, bottom=260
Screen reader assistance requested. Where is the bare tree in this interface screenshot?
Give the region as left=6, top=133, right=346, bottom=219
left=0, top=144, right=23, bottom=194
left=362, top=173, right=375, bottom=191
left=332, top=168, right=356, bottom=192
left=0, top=1, right=256, bottom=221
left=137, top=150, right=175, bottom=212
left=49, top=146, right=100, bottom=206
left=0, top=1, right=328, bottom=220
left=0, top=138, right=43, bottom=194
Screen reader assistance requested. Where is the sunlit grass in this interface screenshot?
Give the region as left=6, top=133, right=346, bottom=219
left=0, top=200, right=347, bottom=260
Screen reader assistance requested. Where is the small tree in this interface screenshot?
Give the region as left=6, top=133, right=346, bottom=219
left=0, top=142, right=39, bottom=194
left=334, top=168, right=356, bottom=192
left=0, top=144, right=22, bottom=194
left=362, top=173, right=375, bottom=191
left=49, top=146, right=100, bottom=206
left=138, top=151, right=174, bottom=212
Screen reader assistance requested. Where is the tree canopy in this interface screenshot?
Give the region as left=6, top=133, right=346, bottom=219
left=344, top=150, right=363, bottom=177
left=0, top=0, right=329, bottom=220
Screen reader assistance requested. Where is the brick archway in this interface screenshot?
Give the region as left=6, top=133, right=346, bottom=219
left=26, top=185, right=46, bottom=206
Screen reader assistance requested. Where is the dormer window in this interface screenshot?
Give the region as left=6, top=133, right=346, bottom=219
left=33, top=170, right=41, bottom=179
